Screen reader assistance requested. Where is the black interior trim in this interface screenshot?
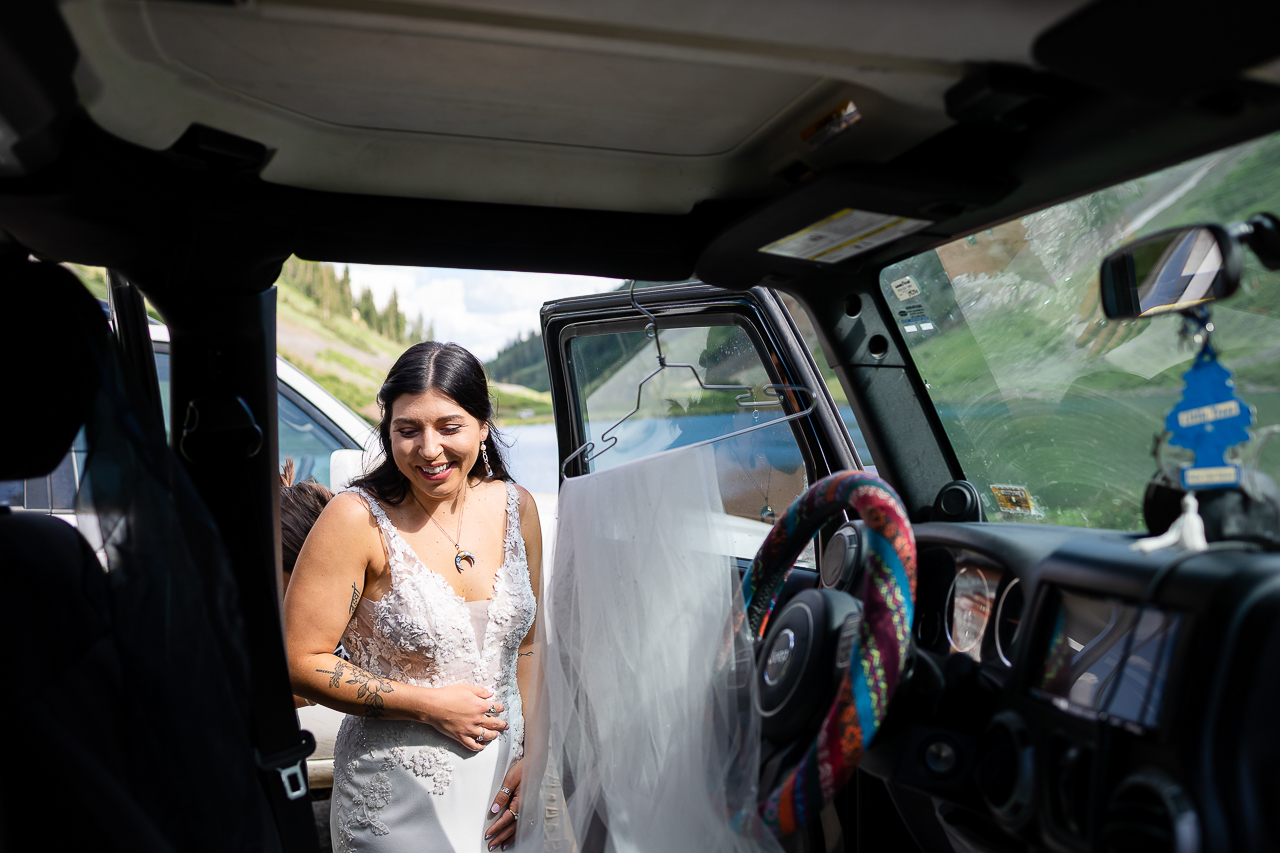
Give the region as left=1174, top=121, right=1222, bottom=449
left=1034, top=0, right=1280, bottom=100
left=787, top=270, right=962, bottom=519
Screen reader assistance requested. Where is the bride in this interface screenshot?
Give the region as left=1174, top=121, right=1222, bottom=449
left=286, top=342, right=540, bottom=853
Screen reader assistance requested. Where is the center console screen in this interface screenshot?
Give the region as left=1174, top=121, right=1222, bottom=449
left=1032, top=589, right=1182, bottom=729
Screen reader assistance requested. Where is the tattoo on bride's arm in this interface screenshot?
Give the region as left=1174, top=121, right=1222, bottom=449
left=316, top=660, right=395, bottom=717
left=348, top=583, right=360, bottom=615
left=519, top=652, right=534, bottom=657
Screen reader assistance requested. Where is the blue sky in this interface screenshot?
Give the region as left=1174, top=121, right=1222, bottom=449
left=347, top=264, right=621, bottom=361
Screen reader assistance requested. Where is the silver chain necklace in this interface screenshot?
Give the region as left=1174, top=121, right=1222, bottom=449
left=415, top=485, right=475, bottom=572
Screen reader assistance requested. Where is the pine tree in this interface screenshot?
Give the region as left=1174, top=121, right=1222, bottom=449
left=339, top=265, right=353, bottom=319
left=383, top=289, right=402, bottom=342
left=358, top=287, right=377, bottom=329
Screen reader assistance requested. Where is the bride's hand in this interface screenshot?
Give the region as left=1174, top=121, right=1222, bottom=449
left=425, top=683, right=506, bottom=751
left=485, top=759, right=522, bottom=851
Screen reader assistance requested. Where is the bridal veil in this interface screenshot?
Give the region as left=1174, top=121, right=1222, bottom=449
left=517, top=442, right=782, bottom=853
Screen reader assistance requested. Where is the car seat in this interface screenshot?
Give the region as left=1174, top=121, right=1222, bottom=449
left=0, top=257, right=274, bottom=851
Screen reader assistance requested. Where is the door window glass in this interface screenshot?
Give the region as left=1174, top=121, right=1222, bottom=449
left=0, top=428, right=87, bottom=513
left=155, top=351, right=346, bottom=488
left=278, top=393, right=345, bottom=488
left=568, top=320, right=812, bottom=563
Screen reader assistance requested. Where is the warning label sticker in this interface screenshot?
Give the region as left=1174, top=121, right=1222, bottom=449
left=760, top=209, right=931, bottom=265
left=888, top=276, right=921, bottom=300
left=990, top=484, right=1036, bottom=514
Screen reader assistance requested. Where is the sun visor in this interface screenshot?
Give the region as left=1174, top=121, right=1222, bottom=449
left=696, top=165, right=1013, bottom=290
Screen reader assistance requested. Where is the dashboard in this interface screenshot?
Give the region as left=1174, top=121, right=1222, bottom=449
left=853, top=521, right=1280, bottom=853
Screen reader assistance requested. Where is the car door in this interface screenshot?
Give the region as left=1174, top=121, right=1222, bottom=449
left=153, top=339, right=368, bottom=489
left=542, top=281, right=862, bottom=576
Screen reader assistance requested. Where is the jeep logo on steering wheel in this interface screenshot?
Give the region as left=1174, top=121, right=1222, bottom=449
left=763, top=628, right=796, bottom=686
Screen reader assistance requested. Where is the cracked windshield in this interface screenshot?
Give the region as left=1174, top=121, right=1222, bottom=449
left=882, top=130, right=1280, bottom=529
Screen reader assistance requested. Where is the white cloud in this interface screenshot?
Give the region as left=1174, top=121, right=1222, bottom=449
left=344, top=265, right=622, bottom=361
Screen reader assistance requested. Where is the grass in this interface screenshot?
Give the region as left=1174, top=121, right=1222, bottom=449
left=491, top=384, right=555, bottom=425
left=317, top=348, right=386, bottom=384
left=278, top=348, right=380, bottom=425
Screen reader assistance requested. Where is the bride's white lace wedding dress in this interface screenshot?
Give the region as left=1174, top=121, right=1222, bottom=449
left=331, top=483, right=536, bottom=853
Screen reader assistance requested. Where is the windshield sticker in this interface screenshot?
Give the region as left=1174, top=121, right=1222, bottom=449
left=889, top=276, right=921, bottom=300
left=1166, top=344, right=1253, bottom=490
left=897, top=303, right=935, bottom=333
left=760, top=209, right=931, bottom=265
left=991, top=484, right=1037, bottom=515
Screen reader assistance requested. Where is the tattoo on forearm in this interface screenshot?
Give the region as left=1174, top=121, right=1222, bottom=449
left=315, top=659, right=395, bottom=717
left=348, top=583, right=360, bottom=615
left=519, top=651, right=534, bottom=657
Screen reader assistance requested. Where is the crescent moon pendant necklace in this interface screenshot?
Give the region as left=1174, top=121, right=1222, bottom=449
left=418, top=477, right=473, bottom=573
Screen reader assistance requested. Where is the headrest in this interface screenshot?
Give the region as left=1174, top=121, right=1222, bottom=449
left=0, top=259, right=108, bottom=480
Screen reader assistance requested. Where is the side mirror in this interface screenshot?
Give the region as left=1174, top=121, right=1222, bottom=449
left=1099, top=225, right=1241, bottom=319
left=330, top=448, right=372, bottom=491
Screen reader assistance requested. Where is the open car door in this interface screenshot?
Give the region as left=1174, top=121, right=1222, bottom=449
left=543, top=281, right=859, bottom=568
left=538, top=281, right=935, bottom=852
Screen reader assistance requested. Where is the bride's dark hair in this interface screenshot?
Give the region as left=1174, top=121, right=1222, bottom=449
left=351, top=341, right=511, bottom=505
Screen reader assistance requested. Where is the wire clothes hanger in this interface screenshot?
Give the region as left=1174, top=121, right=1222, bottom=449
left=561, top=281, right=817, bottom=479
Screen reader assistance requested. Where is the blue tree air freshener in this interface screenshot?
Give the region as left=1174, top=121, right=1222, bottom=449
left=1166, top=343, right=1254, bottom=489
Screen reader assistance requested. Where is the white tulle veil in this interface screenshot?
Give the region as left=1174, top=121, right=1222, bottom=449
left=516, top=442, right=782, bottom=853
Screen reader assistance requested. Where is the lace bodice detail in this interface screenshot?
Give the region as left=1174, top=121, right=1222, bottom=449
left=340, top=482, right=536, bottom=702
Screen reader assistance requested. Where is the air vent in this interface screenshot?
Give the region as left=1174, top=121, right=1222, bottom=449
left=1102, top=773, right=1200, bottom=853
left=976, top=711, right=1035, bottom=829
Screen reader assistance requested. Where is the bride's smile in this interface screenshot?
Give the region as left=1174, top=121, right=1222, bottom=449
left=389, top=387, right=491, bottom=504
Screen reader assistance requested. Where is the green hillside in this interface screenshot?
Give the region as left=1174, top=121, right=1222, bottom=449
left=486, top=330, right=550, bottom=392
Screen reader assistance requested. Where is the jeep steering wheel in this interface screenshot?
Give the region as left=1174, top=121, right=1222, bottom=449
left=741, top=470, right=917, bottom=835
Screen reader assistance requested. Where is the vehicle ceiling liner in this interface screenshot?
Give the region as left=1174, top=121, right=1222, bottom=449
left=0, top=0, right=1277, bottom=290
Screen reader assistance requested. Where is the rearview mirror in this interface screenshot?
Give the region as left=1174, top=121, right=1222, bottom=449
left=1099, top=225, right=1240, bottom=319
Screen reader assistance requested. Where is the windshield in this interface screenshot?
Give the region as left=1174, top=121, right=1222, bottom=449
left=882, top=130, right=1280, bottom=529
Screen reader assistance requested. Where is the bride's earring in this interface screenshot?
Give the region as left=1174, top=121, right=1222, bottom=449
left=481, top=442, right=493, bottom=478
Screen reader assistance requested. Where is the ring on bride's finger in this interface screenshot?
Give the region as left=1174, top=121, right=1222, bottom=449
left=499, top=786, right=512, bottom=796
left=487, top=703, right=497, bottom=715
left=509, top=809, right=519, bottom=820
